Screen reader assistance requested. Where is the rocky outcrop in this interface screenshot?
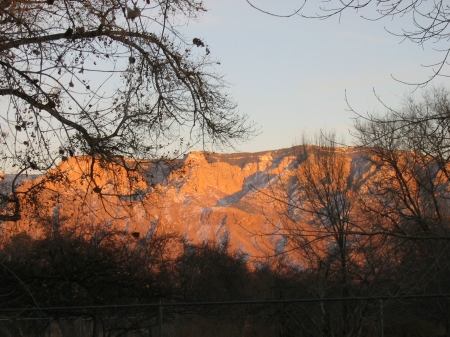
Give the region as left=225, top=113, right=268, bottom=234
left=0, top=146, right=375, bottom=262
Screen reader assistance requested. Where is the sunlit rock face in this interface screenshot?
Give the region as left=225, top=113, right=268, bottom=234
left=0, top=147, right=374, bottom=263
left=139, top=148, right=305, bottom=261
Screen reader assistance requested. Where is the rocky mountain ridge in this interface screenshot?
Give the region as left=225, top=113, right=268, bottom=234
left=0, top=146, right=373, bottom=262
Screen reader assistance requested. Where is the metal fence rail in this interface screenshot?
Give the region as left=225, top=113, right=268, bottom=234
left=0, top=294, right=448, bottom=337
left=1, top=293, right=449, bottom=312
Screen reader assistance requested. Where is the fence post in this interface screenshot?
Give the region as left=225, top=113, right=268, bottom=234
left=380, top=299, right=384, bottom=337
left=150, top=317, right=155, bottom=337
left=159, top=302, right=163, bottom=337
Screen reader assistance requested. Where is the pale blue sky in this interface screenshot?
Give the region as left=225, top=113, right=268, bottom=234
left=182, top=0, right=449, bottom=152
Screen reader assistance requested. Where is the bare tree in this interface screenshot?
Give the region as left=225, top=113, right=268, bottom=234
left=277, top=133, right=386, bottom=337
left=0, top=212, right=186, bottom=336
left=0, top=0, right=255, bottom=221
left=353, top=87, right=450, bottom=240
left=349, top=88, right=450, bottom=336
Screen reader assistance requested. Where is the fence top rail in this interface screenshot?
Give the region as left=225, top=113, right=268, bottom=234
left=0, top=294, right=449, bottom=313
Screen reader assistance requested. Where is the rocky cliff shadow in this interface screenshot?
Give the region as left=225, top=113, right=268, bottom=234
left=144, top=159, right=183, bottom=188
left=216, top=172, right=277, bottom=207
left=216, top=152, right=300, bottom=208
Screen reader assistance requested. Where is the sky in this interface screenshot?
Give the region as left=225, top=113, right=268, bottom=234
left=180, top=0, right=449, bottom=153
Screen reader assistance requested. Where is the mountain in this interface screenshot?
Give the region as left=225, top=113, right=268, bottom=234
left=1, top=146, right=449, bottom=337
left=0, top=146, right=377, bottom=263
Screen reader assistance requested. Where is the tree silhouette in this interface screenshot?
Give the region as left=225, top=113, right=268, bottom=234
left=0, top=0, right=255, bottom=221
left=247, top=0, right=450, bottom=85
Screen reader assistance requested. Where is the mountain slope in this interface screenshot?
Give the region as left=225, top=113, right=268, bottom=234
left=0, top=146, right=379, bottom=262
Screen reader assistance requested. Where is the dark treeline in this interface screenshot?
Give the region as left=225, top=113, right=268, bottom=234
left=0, top=215, right=449, bottom=337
